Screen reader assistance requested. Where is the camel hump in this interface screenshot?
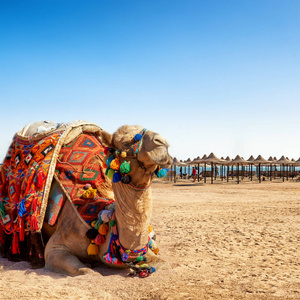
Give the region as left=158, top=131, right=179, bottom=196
left=18, top=121, right=61, bottom=137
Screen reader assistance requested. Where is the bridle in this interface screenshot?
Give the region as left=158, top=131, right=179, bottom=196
left=104, top=128, right=167, bottom=190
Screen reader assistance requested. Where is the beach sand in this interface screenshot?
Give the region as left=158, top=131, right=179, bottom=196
left=0, top=180, right=299, bottom=299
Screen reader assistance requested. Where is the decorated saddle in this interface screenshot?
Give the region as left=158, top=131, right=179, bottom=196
left=0, top=121, right=113, bottom=256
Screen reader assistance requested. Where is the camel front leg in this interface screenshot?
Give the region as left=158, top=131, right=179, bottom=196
left=45, top=242, right=93, bottom=276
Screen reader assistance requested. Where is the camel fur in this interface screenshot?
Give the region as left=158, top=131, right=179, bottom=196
left=12, top=122, right=172, bottom=276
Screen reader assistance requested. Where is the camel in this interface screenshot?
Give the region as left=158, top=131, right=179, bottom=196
left=0, top=121, right=172, bottom=276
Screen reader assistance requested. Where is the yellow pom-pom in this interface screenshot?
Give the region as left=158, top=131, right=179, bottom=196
left=87, top=243, right=99, bottom=255
left=90, top=188, right=97, bottom=198
left=83, top=187, right=97, bottom=199
left=83, top=189, right=91, bottom=198
left=98, top=223, right=109, bottom=235
left=152, top=248, right=159, bottom=255
left=149, top=225, right=153, bottom=233
left=121, top=151, right=127, bottom=158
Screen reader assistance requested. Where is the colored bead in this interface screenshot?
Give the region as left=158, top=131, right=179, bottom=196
left=101, top=210, right=113, bottom=223
left=106, top=156, right=114, bottom=168
left=113, top=172, right=122, bottom=183
left=139, top=270, right=150, bottom=278
left=136, top=256, right=143, bottom=262
left=110, top=157, right=120, bottom=170
left=86, top=228, right=99, bottom=240
left=122, top=253, right=129, bottom=261
left=98, top=223, right=109, bottom=235
left=87, top=243, right=99, bottom=255
left=157, top=168, right=168, bottom=178
left=152, top=248, right=159, bottom=255
left=84, top=183, right=91, bottom=189
left=106, top=169, right=114, bottom=180
left=121, top=174, right=131, bottom=184
left=134, top=134, right=142, bottom=141
left=93, top=220, right=102, bottom=230
left=120, top=161, right=131, bottom=174
left=94, top=234, right=105, bottom=245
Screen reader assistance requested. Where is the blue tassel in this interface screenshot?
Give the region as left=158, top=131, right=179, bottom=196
left=18, top=198, right=27, bottom=218
left=113, top=172, right=122, bottom=183
left=157, top=168, right=168, bottom=178
left=106, top=156, right=114, bottom=168
left=134, top=134, right=142, bottom=141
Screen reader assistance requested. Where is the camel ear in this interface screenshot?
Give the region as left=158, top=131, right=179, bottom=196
left=100, top=130, right=114, bottom=147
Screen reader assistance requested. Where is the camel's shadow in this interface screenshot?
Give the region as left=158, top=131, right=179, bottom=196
left=0, top=252, right=171, bottom=279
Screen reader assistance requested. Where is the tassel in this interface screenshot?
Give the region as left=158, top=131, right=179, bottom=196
left=19, top=218, right=25, bottom=242
left=87, top=242, right=99, bottom=255
left=98, top=223, right=109, bottom=235
left=31, top=196, right=37, bottom=213
left=104, top=147, right=109, bottom=155
left=30, top=215, right=39, bottom=232
left=86, top=228, right=99, bottom=240
left=12, top=232, right=20, bottom=254
left=0, top=225, right=4, bottom=244
left=37, top=171, right=44, bottom=188
left=94, top=234, right=105, bottom=245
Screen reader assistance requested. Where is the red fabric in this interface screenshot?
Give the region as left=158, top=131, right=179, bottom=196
left=53, top=133, right=114, bottom=225
left=0, top=131, right=64, bottom=237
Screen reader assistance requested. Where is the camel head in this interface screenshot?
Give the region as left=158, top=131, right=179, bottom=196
left=100, top=125, right=172, bottom=186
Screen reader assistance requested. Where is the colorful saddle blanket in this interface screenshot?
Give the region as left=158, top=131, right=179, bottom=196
left=0, top=130, right=64, bottom=235
left=0, top=122, right=113, bottom=252
left=47, top=133, right=114, bottom=226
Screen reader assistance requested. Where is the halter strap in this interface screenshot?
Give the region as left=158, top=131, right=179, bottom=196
left=131, top=128, right=147, bottom=154
left=128, top=179, right=153, bottom=191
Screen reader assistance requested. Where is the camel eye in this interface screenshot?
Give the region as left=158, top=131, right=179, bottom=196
left=124, top=142, right=130, bottom=148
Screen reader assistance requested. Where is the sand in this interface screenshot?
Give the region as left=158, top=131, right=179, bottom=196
left=0, top=180, right=299, bottom=299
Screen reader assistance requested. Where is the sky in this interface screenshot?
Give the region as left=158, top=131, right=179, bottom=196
left=1, top=0, right=300, bottom=162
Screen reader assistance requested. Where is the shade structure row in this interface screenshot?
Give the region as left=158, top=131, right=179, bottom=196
left=171, top=154, right=300, bottom=184
left=172, top=154, right=300, bottom=166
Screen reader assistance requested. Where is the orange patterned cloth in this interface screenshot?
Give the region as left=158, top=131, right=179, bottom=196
left=52, top=133, right=113, bottom=225
left=0, top=131, right=64, bottom=240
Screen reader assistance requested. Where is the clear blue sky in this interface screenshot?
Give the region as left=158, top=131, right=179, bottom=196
left=1, top=0, right=300, bottom=161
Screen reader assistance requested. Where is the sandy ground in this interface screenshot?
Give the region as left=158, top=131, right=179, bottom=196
left=0, top=179, right=299, bottom=299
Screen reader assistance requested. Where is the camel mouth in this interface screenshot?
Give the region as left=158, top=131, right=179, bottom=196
left=151, top=154, right=173, bottom=169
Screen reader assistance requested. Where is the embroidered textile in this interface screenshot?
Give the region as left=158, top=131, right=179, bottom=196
left=0, top=131, right=64, bottom=234
left=52, top=133, right=114, bottom=225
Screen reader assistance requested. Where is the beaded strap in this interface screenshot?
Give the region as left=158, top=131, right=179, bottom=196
left=103, top=212, right=156, bottom=277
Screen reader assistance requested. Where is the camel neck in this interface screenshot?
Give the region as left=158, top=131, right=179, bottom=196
left=113, top=182, right=152, bottom=250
